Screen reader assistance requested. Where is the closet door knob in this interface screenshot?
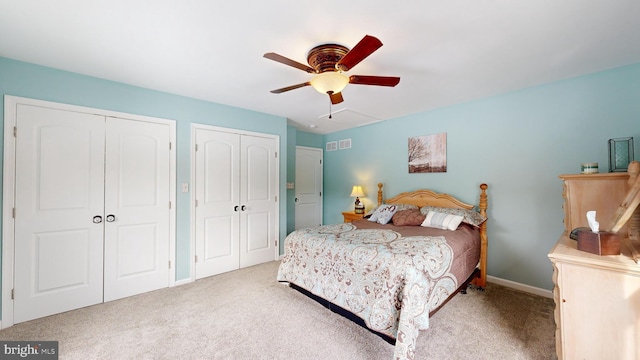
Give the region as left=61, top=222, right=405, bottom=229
left=93, top=215, right=103, bottom=224
left=106, top=214, right=116, bottom=222
left=241, top=205, right=246, bottom=211
left=234, top=205, right=239, bottom=212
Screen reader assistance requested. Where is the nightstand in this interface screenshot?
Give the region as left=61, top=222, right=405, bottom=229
left=342, top=211, right=365, bottom=222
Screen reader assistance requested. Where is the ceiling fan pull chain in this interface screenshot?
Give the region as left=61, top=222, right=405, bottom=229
left=329, top=98, right=332, bottom=119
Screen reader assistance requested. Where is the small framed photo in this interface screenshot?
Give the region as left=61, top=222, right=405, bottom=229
left=608, top=137, right=634, bottom=172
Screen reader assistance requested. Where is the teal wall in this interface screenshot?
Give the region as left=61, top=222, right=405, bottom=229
left=322, top=62, right=640, bottom=291
left=296, top=130, right=324, bottom=148
left=0, top=57, right=288, bottom=318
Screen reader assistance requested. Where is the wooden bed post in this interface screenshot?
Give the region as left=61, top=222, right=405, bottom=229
left=377, top=183, right=383, bottom=206
left=472, top=183, right=488, bottom=288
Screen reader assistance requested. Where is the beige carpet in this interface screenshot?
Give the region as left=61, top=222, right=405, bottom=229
left=0, top=261, right=557, bottom=359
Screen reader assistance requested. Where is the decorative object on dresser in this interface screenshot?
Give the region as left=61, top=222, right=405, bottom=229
left=580, top=162, right=598, bottom=174
left=349, top=185, right=365, bottom=214
left=575, top=228, right=620, bottom=255
left=549, top=161, right=640, bottom=359
left=575, top=209, right=621, bottom=255
left=279, top=182, right=488, bottom=360
left=608, top=137, right=634, bottom=172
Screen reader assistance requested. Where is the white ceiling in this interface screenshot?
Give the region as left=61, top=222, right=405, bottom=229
left=1, top=1, right=639, bottom=134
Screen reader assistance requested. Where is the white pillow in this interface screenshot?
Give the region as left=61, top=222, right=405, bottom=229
left=421, top=211, right=464, bottom=231
left=419, top=206, right=486, bottom=227
left=368, top=204, right=398, bottom=224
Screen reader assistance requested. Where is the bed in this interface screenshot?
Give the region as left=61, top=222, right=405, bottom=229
left=277, top=183, right=488, bottom=360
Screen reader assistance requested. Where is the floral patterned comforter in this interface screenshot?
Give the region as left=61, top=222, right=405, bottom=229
left=277, top=220, right=480, bottom=360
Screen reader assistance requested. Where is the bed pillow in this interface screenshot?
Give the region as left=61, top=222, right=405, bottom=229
left=421, top=211, right=464, bottom=231
left=419, top=206, right=487, bottom=227
left=368, top=204, right=398, bottom=224
left=392, top=209, right=426, bottom=226
left=366, top=203, right=417, bottom=219
left=392, top=203, right=419, bottom=212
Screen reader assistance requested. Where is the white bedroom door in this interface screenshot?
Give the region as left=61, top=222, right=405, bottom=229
left=13, top=105, right=106, bottom=323
left=103, top=117, right=171, bottom=302
left=295, top=146, right=323, bottom=230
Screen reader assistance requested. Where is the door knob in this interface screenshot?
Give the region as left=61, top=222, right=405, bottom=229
left=234, top=205, right=239, bottom=212
left=295, top=198, right=299, bottom=202
left=241, top=205, right=246, bottom=211
left=93, top=215, right=103, bottom=224
left=106, top=214, right=116, bottom=222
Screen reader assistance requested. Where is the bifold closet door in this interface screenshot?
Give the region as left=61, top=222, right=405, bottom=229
left=14, top=105, right=106, bottom=323
left=103, top=117, right=171, bottom=302
left=13, top=105, right=172, bottom=323
left=194, top=130, right=240, bottom=278
left=194, top=129, right=277, bottom=279
left=239, top=134, right=277, bottom=268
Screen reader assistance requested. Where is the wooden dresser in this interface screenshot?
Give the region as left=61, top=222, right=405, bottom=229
left=549, top=171, right=640, bottom=359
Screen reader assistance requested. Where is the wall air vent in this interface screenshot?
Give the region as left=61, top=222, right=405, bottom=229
left=326, top=141, right=337, bottom=151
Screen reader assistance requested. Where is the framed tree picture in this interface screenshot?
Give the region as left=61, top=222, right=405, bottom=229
left=408, top=133, right=447, bottom=173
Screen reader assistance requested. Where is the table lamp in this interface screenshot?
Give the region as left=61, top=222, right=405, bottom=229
left=350, top=185, right=365, bottom=214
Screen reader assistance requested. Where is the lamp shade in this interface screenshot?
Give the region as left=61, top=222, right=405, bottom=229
left=310, top=72, right=349, bottom=95
left=350, top=185, right=364, bottom=198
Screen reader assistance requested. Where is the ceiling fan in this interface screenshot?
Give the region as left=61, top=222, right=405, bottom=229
left=263, top=35, right=400, bottom=105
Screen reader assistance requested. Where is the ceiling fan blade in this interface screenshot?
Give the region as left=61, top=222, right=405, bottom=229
left=336, top=35, right=383, bottom=72
left=263, top=52, right=316, bottom=73
left=349, top=75, right=400, bottom=87
left=270, top=82, right=311, bottom=94
left=329, top=92, right=344, bottom=104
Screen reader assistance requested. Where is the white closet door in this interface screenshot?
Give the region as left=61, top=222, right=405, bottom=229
left=194, top=129, right=240, bottom=278
left=103, top=118, right=171, bottom=302
left=295, top=147, right=323, bottom=230
left=239, top=135, right=277, bottom=268
left=13, top=105, right=105, bottom=323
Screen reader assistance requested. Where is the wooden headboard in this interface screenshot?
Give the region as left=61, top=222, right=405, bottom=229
left=375, top=182, right=489, bottom=288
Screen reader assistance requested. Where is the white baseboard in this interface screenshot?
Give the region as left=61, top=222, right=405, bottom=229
left=487, top=275, right=553, bottom=299
left=174, top=278, right=193, bottom=287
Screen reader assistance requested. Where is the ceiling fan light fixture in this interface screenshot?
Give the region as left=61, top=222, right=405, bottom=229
left=310, top=72, right=349, bottom=95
